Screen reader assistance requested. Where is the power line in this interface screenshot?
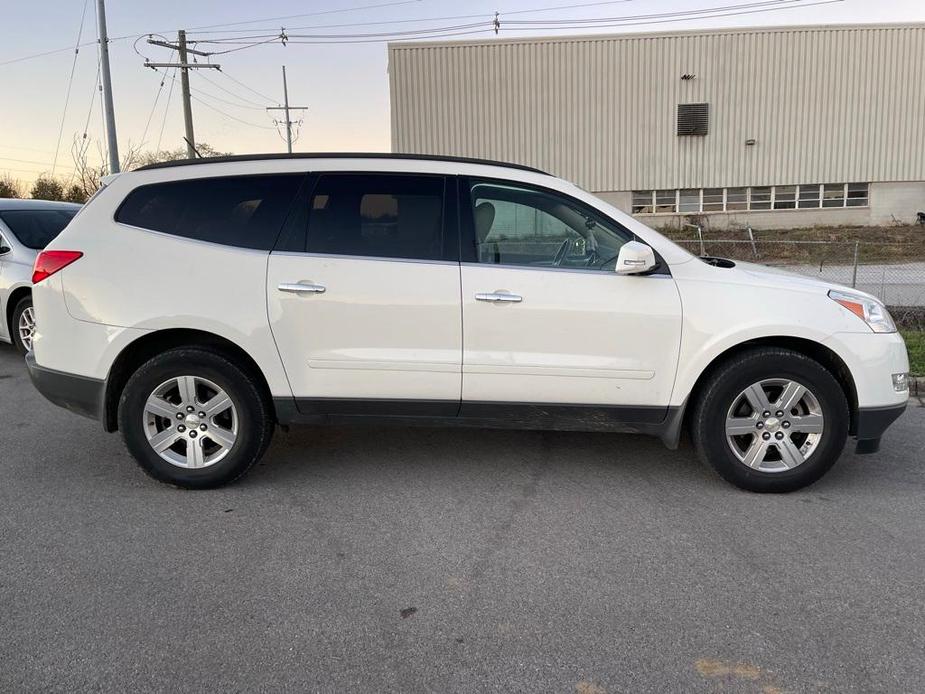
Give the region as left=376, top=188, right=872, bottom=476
left=197, top=71, right=267, bottom=108
left=502, top=0, right=807, bottom=24
left=156, top=67, right=178, bottom=152
left=215, top=70, right=278, bottom=105
left=51, top=0, right=91, bottom=177
left=189, top=92, right=277, bottom=129
left=180, top=0, right=426, bottom=32
left=139, top=50, right=174, bottom=147
left=149, top=66, right=277, bottom=130
left=499, top=0, right=844, bottom=29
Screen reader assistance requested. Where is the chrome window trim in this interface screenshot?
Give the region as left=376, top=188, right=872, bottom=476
left=460, top=261, right=672, bottom=278
left=270, top=251, right=459, bottom=267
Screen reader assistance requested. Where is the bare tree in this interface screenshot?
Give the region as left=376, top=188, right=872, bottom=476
left=70, top=134, right=144, bottom=199
left=70, top=134, right=228, bottom=198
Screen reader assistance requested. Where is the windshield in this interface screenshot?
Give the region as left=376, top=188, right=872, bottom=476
left=0, top=209, right=78, bottom=250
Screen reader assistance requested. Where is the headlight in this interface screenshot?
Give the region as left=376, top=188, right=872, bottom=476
left=828, top=290, right=897, bottom=333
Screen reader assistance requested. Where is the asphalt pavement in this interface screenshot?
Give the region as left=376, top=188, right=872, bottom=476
left=1, top=344, right=924, bottom=693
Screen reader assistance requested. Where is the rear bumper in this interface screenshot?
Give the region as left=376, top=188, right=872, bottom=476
left=26, top=352, right=104, bottom=421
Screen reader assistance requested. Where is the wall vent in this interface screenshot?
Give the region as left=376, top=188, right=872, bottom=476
left=677, top=103, right=709, bottom=136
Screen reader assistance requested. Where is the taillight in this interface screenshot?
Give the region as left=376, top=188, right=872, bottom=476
left=32, top=250, right=83, bottom=284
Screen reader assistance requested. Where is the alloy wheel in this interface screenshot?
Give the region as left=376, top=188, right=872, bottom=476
left=142, top=376, right=238, bottom=469
left=725, top=378, right=825, bottom=473
left=18, top=306, right=35, bottom=352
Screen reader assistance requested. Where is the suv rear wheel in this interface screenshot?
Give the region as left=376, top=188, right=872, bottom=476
left=691, top=347, right=849, bottom=493
left=118, top=347, right=274, bottom=488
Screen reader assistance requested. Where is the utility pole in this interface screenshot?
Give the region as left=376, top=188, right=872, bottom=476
left=177, top=30, right=196, bottom=159
left=144, top=34, right=220, bottom=159
left=96, top=0, right=120, bottom=173
left=266, top=66, right=307, bottom=154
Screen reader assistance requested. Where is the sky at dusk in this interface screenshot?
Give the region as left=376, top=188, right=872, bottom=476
left=1, top=0, right=923, bottom=185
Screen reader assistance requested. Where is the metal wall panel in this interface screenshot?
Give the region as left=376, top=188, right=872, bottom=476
left=389, top=24, right=925, bottom=191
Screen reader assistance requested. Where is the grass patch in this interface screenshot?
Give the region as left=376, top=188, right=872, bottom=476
left=901, top=331, right=925, bottom=376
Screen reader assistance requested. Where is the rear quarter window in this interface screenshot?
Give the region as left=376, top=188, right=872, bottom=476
left=115, top=174, right=304, bottom=250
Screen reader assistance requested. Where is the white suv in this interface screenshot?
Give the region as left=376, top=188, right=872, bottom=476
left=26, top=154, right=909, bottom=492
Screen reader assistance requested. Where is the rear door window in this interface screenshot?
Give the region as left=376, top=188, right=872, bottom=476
left=0, top=209, right=78, bottom=249
left=279, top=173, right=450, bottom=261
left=115, top=174, right=304, bottom=250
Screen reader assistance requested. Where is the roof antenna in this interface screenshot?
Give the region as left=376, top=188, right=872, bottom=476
left=183, top=136, right=202, bottom=158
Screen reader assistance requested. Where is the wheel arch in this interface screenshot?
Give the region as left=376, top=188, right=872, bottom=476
left=5, top=285, right=31, bottom=338
left=103, top=328, right=275, bottom=432
left=680, top=336, right=859, bottom=439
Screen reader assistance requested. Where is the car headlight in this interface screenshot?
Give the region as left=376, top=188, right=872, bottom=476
left=828, top=290, right=897, bottom=333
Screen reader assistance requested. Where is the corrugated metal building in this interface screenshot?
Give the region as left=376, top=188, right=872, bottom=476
left=389, top=23, right=925, bottom=229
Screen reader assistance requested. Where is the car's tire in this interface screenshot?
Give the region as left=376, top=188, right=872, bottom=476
left=11, top=295, right=34, bottom=355
left=691, top=347, right=849, bottom=493
left=118, top=347, right=274, bottom=489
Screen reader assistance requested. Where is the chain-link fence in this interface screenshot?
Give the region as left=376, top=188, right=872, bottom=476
left=672, top=232, right=925, bottom=309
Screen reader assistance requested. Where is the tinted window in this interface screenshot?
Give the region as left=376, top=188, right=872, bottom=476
left=300, top=174, right=445, bottom=261
left=116, top=175, right=303, bottom=250
left=467, top=180, right=632, bottom=270
left=0, top=209, right=78, bottom=250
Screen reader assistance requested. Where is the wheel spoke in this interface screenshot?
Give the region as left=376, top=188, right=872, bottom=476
left=144, top=374, right=238, bottom=470
left=144, top=396, right=177, bottom=421
left=202, top=392, right=233, bottom=418
left=148, top=428, right=180, bottom=453
left=741, top=438, right=769, bottom=468
left=776, top=381, right=806, bottom=413
left=775, top=438, right=805, bottom=468
left=726, top=417, right=758, bottom=436
left=176, top=376, right=197, bottom=407
left=186, top=437, right=206, bottom=468
left=744, top=383, right=772, bottom=413
left=206, top=426, right=236, bottom=450
left=789, top=413, right=824, bottom=434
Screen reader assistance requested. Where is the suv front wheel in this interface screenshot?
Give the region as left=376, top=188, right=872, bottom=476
left=118, top=348, right=274, bottom=488
left=691, top=347, right=850, bottom=493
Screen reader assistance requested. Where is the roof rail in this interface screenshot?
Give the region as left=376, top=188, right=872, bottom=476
left=133, top=152, right=548, bottom=175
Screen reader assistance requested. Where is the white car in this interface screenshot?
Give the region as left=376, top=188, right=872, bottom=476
left=0, top=199, right=80, bottom=354
left=25, top=154, right=909, bottom=492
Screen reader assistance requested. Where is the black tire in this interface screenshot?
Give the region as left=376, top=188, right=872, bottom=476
left=10, top=295, right=33, bottom=355
left=691, top=347, right=849, bottom=493
left=118, top=347, right=274, bottom=489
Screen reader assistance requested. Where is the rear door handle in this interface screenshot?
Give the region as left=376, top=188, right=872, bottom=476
left=475, top=292, right=522, bottom=303
left=278, top=282, right=326, bottom=294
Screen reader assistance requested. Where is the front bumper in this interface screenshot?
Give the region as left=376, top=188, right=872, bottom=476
left=853, top=403, right=907, bottom=454
left=26, top=352, right=104, bottom=421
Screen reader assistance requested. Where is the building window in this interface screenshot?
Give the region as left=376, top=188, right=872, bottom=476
left=798, top=184, right=821, bottom=208
left=773, top=185, right=796, bottom=210
left=629, top=182, right=870, bottom=214
left=631, top=191, right=654, bottom=214
left=847, top=182, right=869, bottom=207
left=654, top=189, right=677, bottom=213
left=677, top=103, right=710, bottom=136
left=822, top=183, right=845, bottom=207
left=702, top=188, right=724, bottom=212
left=726, top=188, right=748, bottom=211
left=750, top=187, right=772, bottom=210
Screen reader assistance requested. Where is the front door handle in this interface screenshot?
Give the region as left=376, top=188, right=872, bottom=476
left=475, top=291, right=522, bottom=303
left=278, top=282, right=326, bottom=294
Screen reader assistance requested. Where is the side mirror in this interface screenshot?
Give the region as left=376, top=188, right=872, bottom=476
left=615, top=241, right=657, bottom=275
